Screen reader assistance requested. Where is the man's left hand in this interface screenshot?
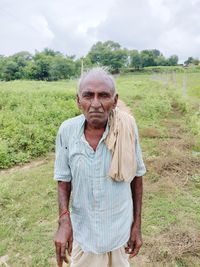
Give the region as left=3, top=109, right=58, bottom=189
left=125, top=225, right=143, bottom=258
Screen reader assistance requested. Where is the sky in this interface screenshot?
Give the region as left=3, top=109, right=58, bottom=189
left=0, top=0, right=200, bottom=62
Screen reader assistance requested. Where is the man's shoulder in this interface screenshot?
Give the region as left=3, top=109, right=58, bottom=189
left=59, top=114, right=85, bottom=134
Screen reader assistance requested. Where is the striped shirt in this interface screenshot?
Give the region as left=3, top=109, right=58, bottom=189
left=54, top=114, right=146, bottom=254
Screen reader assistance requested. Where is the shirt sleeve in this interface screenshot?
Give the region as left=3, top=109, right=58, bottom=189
left=54, top=125, right=72, bottom=182
left=134, top=121, right=146, bottom=177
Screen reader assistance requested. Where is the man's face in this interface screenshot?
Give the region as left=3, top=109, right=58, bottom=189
left=77, top=79, right=118, bottom=128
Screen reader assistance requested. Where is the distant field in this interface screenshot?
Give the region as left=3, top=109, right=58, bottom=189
left=0, top=72, right=200, bottom=266
left=0, top=72, right=199, bottom=169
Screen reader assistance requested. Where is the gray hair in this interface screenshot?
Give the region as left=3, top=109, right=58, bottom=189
left=77, top=67, right=116, bottom=95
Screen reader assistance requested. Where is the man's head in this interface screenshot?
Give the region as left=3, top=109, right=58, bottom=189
left=77, top=68, right=118, bottom=129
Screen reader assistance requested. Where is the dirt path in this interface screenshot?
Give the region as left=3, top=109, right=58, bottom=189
left=0, top=153, right=54, bottom=175
left=117, top=99, right=132, bottom=114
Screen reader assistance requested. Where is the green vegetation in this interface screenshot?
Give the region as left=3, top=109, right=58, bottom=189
left=1, top=40, right=192, bottom=81
left=0, top=81, right=79, bottom=168
left=0, top=71, right=199, bottom=168
left=117, top=73, right=200, bottom=144
left=0, top=72, right=199, bottom=266
left=116, top=73, right=200, bottom=267
left=1, top=41, right=200, bottom=81
left=0, top=160, right=57, bottom=266
left=0, top=50, right=82, bottom=81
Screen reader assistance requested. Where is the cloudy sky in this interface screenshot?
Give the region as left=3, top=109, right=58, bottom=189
left=0, top=0, right=200, bottom=61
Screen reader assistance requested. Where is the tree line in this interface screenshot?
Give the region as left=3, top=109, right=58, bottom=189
left=0, top=40, right=199, bottom=81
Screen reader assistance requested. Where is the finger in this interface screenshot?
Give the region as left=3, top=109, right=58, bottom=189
left=55, top=243, right=63, bottom=267
left=61, top=244, right=68, bottom=263
left=125, top=246, right=132, bottom=253
left=124, top=241, right=130, bottom=250
left=125, top=240, right=135, bottom=253
left=136, top=240, right=143, bottom=249
left=67, top=238, right=73, bottom=256
left=129, top=248, right=140, bottom=258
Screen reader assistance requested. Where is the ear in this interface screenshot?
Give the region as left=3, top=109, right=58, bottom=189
left=113, top=93, right=118, bottom=109
left=76, top=94, right=81, bottom=109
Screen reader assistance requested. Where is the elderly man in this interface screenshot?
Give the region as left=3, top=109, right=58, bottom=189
left=54, top=68, right=146, bottom=267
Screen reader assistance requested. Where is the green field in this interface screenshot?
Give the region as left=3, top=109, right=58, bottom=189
left=0, top=81, right=80, bottom=168
left=0, top=72, right=200, bottom=266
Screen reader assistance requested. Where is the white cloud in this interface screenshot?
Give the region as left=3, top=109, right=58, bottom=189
left=30, top=15, right=54, bottom=39
left=0, top=0, right=199, bottom=61
left=93, top=0, right=200, bottom=61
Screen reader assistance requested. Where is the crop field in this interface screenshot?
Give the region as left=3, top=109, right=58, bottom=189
left=0, top=72, right=200, bottom=266
left=0, top=81, right=80, bottom=168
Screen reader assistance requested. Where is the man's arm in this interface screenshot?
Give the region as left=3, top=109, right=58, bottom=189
left=125, top=176, right=143, bottom=258
left=58, top=181, right=71, bottom=214
left=54, top=181, right=73, bottom=267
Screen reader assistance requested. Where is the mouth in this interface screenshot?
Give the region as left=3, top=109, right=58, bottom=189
left=89, top=112, right=104, bottom=117
left=89, top=111, right=103, bottom=114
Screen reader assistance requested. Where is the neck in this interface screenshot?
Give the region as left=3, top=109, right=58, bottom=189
left=85, top=121, right=107, bottom=131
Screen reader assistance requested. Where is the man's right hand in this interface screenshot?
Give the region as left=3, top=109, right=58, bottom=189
left=54, top=215, right=73, bottom=267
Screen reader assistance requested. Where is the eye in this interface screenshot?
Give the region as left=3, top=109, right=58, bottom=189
left=82, top=92, right=93, bottom=98
left=100, top=93, right=110, bottom=98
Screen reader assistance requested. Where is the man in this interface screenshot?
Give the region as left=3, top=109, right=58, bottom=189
left=54, top=68, right=146, bottom=267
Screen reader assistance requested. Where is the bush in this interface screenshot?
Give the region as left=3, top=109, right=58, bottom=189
left=0, top=81, right=79, bottom=168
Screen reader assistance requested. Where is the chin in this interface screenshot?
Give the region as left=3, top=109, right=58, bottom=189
left=90, top=118, right=103, bottom=124
left=89, top=118, right=107, bottom=128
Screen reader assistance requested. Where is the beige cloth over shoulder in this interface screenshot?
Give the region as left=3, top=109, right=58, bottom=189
left=105, top=107, right=136, bottom=183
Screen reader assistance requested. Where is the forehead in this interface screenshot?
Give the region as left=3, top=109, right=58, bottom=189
left=80, top=78, right=113, bottom=94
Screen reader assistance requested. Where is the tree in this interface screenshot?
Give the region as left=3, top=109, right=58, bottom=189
left=87, top=40, right=128, bottom=73
left=42, top=48, right=62, bottom=57
left=167, top=55, right=178, bottom=66
left=32, top=53, right=52, bottom=80
left=103, top=40, right=121, bottom=51
left=0, top=44, right=182, bottom=80
left=2, top=60, right=19, bottom=81
left=140, top=50, right=156, bottom=67
left=129, top=50, right=142, bottom=69
left=184, top=57, right=199, bottom=66
left=192, top=58, right=199, bottom=65
left=11, top=51, right=32, bottom=79
left=154, top=55, right=167, bottom=66
left=0, top=56, right=5, bottom=80
left=0, top=52, right=33, bottom=80
left=49, top=56, right=76, bottom=80
left=12, top=51, right=32, bottom=66
left=152, top=49, right=161, bottom=57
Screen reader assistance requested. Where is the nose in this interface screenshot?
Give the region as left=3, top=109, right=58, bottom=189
left=90, top=96, right=102, bottom=108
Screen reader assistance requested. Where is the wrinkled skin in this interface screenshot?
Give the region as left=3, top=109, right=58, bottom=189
left=125, top=225, right=143, bottom=258
left=125, top=176, right=143, bottom=258
left=77, top=79, right=118, bottom=130
left=54, top=78, right=143, bottom=266
left=54, top=181, right=72, bottom=267
left=54, top=215, right=73, bottom=266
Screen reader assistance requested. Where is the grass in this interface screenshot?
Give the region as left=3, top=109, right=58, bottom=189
left=0, top=73, right=199, bottom=168
left=0, top=157, right=57, bottom=266
left=0, top=80, right=79, bottom=168
left=116, top=73, right=200, bottom=267
left=0, top=72, right=200, bottom=266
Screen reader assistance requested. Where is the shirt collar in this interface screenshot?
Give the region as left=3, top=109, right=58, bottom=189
left=75, top=115, right=109, bottom=144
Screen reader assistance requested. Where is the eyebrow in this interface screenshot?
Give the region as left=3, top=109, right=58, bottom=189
left=82, top=91, right=93, bottom=95
left=82, top=90, right=112, bottom=95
